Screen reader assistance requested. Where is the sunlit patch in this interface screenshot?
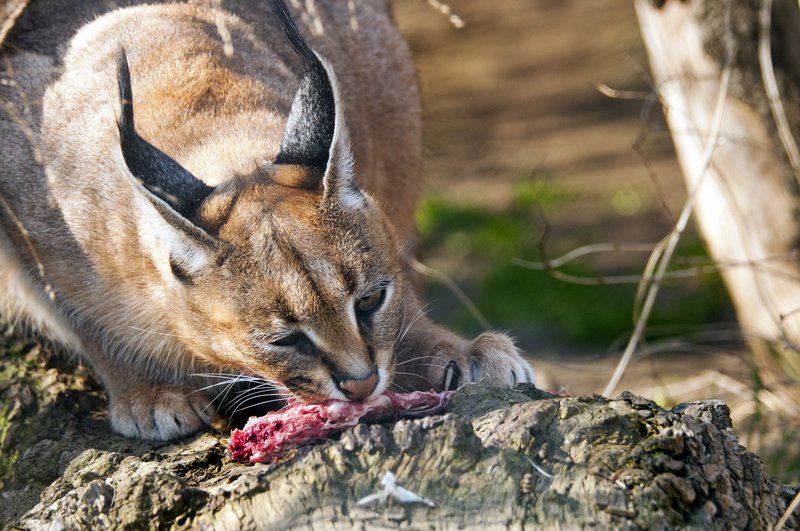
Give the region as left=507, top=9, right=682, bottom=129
left=611, top=188, right=643, bottom=217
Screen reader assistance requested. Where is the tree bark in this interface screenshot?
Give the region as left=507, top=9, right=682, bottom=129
left=636, top=0, right=800, bottom=400
left=1, top=341, right=796, bottom=529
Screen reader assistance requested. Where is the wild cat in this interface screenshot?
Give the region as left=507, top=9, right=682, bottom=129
left=0, top=0, right=534, bottom=440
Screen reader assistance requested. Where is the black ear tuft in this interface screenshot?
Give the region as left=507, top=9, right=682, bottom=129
left=116, top=50, right=214, bottom=219
left=269, top=0, right=335, bottom=170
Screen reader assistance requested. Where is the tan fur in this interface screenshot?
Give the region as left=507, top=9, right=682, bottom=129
left=0, top=0, right=533, bottom=440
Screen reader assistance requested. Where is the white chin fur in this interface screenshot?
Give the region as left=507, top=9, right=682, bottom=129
left=369, top=367, right=389, bottom=400
left=326, top=380, right=348, bottom=401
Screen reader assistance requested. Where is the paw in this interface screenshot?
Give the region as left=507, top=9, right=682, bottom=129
left=433, top=332, right=534, bottom=391
left=108, top=384, right=215, bottom=440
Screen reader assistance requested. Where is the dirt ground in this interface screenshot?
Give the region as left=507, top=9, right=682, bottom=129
left=395, top=0, right=685, bottom=223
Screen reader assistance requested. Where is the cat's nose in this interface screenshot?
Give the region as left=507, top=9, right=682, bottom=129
left=337, top=372, right=378, bottom=401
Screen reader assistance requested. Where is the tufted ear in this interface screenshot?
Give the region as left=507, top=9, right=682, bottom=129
left=116, top=50, right=227, bottom=282
left=269, top=0, right=365, bottom=211
left=117, top=50, right=215, bottom=220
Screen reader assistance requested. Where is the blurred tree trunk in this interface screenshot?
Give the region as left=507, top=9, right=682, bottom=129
left=636, top=0, right=800, bottom=411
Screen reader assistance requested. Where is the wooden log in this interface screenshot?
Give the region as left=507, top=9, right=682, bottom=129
left=0, top=343, right=795, bottom=528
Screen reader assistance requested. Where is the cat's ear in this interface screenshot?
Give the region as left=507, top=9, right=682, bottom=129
left=117, top=50, right=226, bottom=281
left=269, top=0, right=365, bottom=211
left=117, top=49, right=215, bottom=219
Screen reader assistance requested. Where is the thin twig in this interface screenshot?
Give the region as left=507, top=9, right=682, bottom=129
left=2, top=56, right=43, bottom=165
left=0, top=0, right=28, bottom=46
left=346, top=0, right=358, bottom=31
left=423, top=0, right=465, bottom=29
left=776, top=488, right=800, bottom=530
left=210, top=0, right=234, bottom=57
left=408, top=257, right=492, bottom=330
left=759, top=0, right=800, bottom=186
left=603, top=19, right=735, bottom=397
left=515, top=243, right=659, bottom=270
left=513, top=250, right=800, bottom=286
left=596, top=83, right=651, bottom=101
left=778, top=305, right=800, bottom=352
left=0, top=196, right=56, bottom=301
left=632, top=128, right=676, bottom=220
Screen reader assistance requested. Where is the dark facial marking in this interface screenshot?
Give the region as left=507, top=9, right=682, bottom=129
left=169, top=255, right=195, bottom=285
left=116, top=49, right=214, bottom=218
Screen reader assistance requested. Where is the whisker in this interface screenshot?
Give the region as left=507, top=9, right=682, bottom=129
left=190, top=372, right=257, bottom=379
left=191, top=372, right=283, bottom=386
left=231, top=396, right=289, bottom=418
left=211, top=374, right=253, bottom=413
left=396, top=355, right=449, bottom=368
left=389, top=381, right=412, bottom=393
left=393, top=303, right=432, bottom=349
left=393, top=370, right=439, bottom=390
left=396, top=306, right=429, bottom=344
left=188, top=377, right=248, bottom=395
left=394, top=362, right=449, bottom=375
left=233, top=397, right=295, bottom=416
left=226, top=385, right=290, bottom=403
left=226, top=387, right=290, bottom=411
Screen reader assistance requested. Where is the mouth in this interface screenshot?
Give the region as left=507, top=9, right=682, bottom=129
left=287, top=367, right=390, bottom=404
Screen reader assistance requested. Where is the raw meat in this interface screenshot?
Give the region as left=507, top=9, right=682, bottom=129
left=228, top=390, right=453, bottom=463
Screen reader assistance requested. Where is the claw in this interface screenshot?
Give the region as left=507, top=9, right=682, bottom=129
left=468, top=359, right=480, bottom=383
left=443, top=361, right=461, bottom=391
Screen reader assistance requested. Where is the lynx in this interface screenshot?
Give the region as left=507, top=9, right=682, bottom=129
left=0, top=0, right=533, bottom=440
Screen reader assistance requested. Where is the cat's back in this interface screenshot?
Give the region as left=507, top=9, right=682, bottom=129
left=3, top=0, right=422, bottom=239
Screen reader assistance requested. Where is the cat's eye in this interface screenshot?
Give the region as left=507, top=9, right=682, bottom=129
left=270, top=332, right=309, bottom=348
left=356, top=288, right=386, bottom=315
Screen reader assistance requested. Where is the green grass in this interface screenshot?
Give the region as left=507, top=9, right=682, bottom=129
left=415, top=186, right=734, bottom=347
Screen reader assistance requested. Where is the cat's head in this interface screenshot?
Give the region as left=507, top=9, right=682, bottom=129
left=115, top=2, right=408, bottom=402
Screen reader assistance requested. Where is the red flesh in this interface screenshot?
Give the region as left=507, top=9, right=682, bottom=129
left=228, top=390, right=453, bottom=463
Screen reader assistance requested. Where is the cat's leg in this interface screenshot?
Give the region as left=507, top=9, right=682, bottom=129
left=81, top=339, right=216, bottom=440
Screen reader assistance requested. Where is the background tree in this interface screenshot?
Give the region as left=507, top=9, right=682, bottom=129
left=633, top=0, right=800, bottom=411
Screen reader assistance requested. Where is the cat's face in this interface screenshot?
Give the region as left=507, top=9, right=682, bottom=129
left=172, top=179, right=406, bottom=402
left=106, top=3, right=412, bottom=404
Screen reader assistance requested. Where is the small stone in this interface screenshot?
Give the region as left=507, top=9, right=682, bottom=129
left=538, top=442, right=550, bottom=459
left=520, top=473, right=536, bottom=494
left=615, top=468, right=651, bottom=488
left=616, top=391, right=656, bottom=410
left=642, top=431, right=684, bottom=456
left=651, top=455, right=684, bottom=473
left=393, top=420, right=422, bottom=452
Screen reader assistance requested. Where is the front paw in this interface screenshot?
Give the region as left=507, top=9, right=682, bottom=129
left=439, top=332, right=534, bottom=390
left=397, top=331, right=534, bottom=392
left=109, top=384, right=215, bottom=440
